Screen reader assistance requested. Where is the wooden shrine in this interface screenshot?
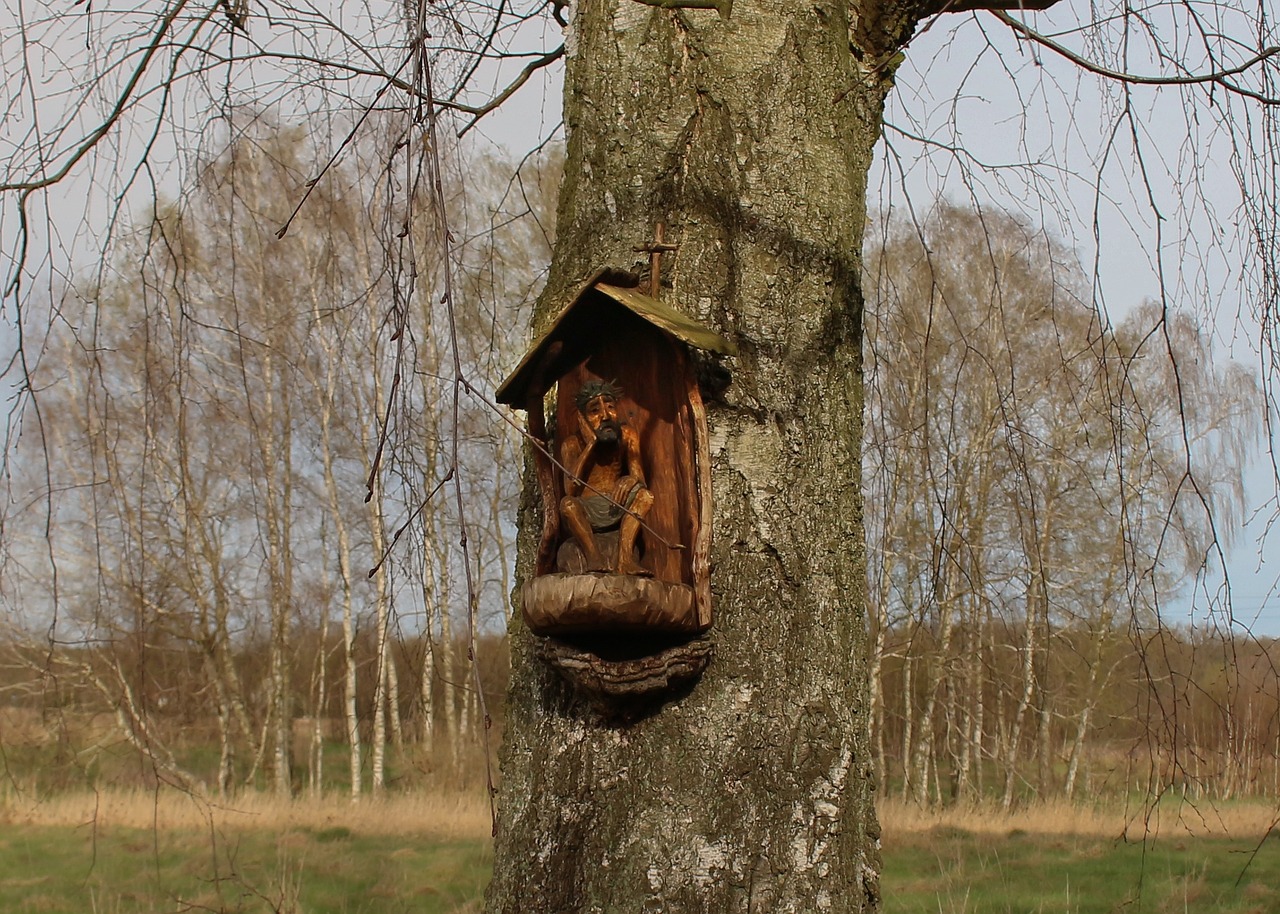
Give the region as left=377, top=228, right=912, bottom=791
left=496, top=262, right=735, bottom=700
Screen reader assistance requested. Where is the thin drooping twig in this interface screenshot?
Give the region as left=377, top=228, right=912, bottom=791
left=408, top=0, right=500, bottom=833
left=368, top=469, right=454, bottom=579
left=455, top=45, right=565, bottom=138
left=364, top=366, right=402, bottom=504
left=4, top=0, right=211, bottom=298
left=0, top=0, right=196, bottom=200
left=276, top=52, right=417, bottom=241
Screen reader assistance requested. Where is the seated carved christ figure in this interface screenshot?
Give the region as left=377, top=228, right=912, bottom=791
left=559, top=380, right=654, bottom=576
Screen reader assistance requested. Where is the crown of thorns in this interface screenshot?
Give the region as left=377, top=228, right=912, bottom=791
left=576, top=379, right=622, bottom=412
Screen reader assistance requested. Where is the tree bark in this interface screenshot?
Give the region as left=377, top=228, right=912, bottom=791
left=488, top=1, right=924, bottom=909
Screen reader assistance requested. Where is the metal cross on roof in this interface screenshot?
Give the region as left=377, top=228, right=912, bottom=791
left=633, top=222, right=679, bottom=298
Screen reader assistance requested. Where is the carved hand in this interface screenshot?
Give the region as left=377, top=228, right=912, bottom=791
left=577, top=412, right=597, bottom=451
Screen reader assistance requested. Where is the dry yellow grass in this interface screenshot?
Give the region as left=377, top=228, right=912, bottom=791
left=878, top=795, right=1280, bottom=841
left=4, top=783, right=1275, bottom=847
left=0, top=785, right=495, bottom=839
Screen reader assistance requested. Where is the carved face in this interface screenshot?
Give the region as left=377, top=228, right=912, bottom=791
left=582, top=394, right=622, bottom=444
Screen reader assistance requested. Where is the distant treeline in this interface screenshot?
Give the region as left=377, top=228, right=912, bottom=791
left=863, top=204, right=1267, bottom=808
left=874, top=620, right=1280, bottom=805
left=3, top=621, right=1278, bottom=805
left=0, top=628, right=510, bottom=797
left=2, top=139, right=1267, bottom=809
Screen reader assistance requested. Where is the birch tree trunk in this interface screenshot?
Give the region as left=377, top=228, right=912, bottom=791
left=868, top=602, right=888, bottom=791
left=910, top=592, right=954, bottom=805
left=370, top=506, right=390, bottom=793
left=342, top=550, right=362, bottom=800
left=387, top=649, right=404, bottom=747
left=899, top=652, right=914, bottom=802
left=252, top=341, right=296, bottom=799
left=439, top=590, right=459, bottom=755
left=309, top=609, right=330, bottom=798
left=487, top=0, right=926, bottom=908
left=419, top=542, right=440, bottom=744
left=1000, top=600, right=1037, bottom=809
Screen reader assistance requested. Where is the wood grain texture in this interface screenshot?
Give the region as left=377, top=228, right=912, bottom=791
left=522, top=572, right=701, bottom=636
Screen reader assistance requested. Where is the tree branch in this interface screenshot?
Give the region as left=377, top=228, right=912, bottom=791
left=455, top=45, right=565, bottom=138
left=938, top=0, right=1059, bottom=12
left=993, top=10, right=1280, bottom=104
left=0, top=0, right=198, bottom=196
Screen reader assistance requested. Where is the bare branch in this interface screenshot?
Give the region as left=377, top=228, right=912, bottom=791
left=994, top=10, right=1280, bottom=104
left=456, top=44, right=565, bottom=138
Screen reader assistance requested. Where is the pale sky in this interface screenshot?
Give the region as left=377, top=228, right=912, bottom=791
left=3, top=3, right=1278, bottom=636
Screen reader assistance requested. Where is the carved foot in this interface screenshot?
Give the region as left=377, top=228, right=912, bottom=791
left=616, top=558, right=653, bottom=577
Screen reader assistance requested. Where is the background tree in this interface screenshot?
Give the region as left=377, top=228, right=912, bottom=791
left=864, top=203, right=1258, bottom=807
left=6, top=121, right=551, bottom=798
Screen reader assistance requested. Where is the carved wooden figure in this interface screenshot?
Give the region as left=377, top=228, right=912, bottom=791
left=558, top=379, right=654, bottom=577
left=497, top=268, right=735, bottom=700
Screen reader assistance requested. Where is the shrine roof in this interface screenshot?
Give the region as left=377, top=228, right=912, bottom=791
left=495, top=269, right=736, bottom=408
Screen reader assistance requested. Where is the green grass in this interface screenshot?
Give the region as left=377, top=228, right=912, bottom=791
left=3, top=815, right=1277, bottom=913
left=881, top=827, right=1280, bottom=914
left=0, top=824, right=490, bottom=913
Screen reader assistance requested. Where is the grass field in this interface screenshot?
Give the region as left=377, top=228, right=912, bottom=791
left=0, top=825, right=490, bottom=913
left=0, top=788, right=493, bottom=913
left=878, top=798, right=1280, bottom=914
left=1, top=788, right=1277, bottom=912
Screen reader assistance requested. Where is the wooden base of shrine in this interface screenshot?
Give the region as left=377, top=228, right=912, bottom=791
left=522, top=572, right=712, bottom=710
left=521, top=572, right=702, bottom=636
